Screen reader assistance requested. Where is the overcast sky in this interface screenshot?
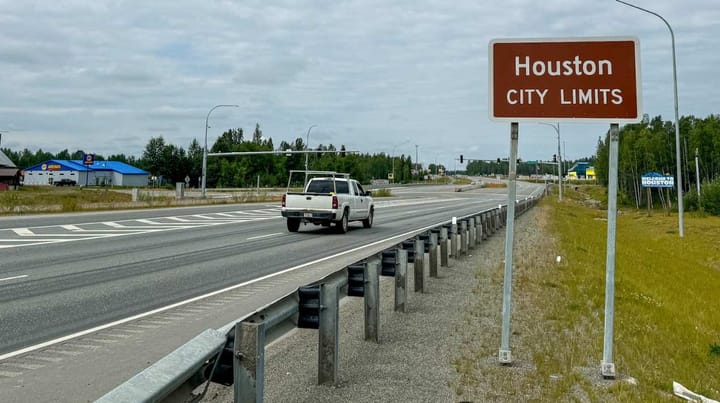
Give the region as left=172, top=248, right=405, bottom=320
left=1, top=0, right=718, bottom=170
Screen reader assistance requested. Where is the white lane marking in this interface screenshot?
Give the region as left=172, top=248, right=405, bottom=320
left=216, top=213, right=237, bottom=217
left=12, top=228, right=34, bottom=236
left=103, top=222, right=124, bottom=228
left=167, top=217, right=191, bottom=222
left=137, top=219, right=160, bottom=225
left=192, top=214, right=215, bottom=219
left=0, top=221, right=450, bottom=363
left=246, top=233, right=281, bottom=241
left=61, top=225, right=82, bottom=231
left=0, top=275, right=28, bottom=283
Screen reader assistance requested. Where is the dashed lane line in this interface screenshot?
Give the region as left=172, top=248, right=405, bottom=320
left=0, top=275, right=28, bottom=283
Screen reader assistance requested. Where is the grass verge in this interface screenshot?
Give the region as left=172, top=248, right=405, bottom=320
left=0, top=186, right=281, bottom=215
left=371, top=188, right=393, bottom=197
left=453, top=186, right=720, bottom=401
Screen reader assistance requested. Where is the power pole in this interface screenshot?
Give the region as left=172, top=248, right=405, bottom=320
left=695, top=148, right=701, bottom=196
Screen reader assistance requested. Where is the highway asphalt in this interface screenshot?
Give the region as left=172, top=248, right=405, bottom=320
left=0, top=182, right=544, bottom=402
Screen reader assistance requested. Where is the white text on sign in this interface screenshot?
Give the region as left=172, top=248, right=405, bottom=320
left=507, top=55, right=624, bottom=106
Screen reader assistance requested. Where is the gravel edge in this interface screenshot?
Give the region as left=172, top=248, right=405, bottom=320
left=204, top=210, right=535, bottom=402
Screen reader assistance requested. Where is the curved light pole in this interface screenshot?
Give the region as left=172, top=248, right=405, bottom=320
left=616, top=0, right=683, bottom=237
left=539, top=122, right=562, bottom=201
left=202, top=104, right=238, bottom=198
left=303, top=125, right=317, bottom=185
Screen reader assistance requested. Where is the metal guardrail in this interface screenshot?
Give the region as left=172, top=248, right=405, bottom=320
left=98, top=195, right=541, bottom=403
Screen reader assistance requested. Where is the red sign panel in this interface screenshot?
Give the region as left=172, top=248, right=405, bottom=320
left=489, top=37, right=642, bottom=122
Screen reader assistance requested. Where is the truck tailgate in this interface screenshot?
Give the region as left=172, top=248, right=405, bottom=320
left=284, top=193, right=333, bottom=211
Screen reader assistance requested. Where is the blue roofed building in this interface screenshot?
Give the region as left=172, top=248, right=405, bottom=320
left=22, top=160, right=149, bottom=187
left=567, top=161, right=592, bottom=180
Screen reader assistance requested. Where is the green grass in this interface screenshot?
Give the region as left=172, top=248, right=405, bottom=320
left=543, top=187, right=720, bottom=400
left=453, top=185, right=720, bottom=401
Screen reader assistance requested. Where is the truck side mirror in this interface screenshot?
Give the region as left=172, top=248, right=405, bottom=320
left=365, top=191, right=372, bottom=196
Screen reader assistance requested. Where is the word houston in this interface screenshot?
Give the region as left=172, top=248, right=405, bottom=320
left=515, top=55, right=613, bottom=77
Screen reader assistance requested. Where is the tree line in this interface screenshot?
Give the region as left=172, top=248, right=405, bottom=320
left=464, top=158, right=589, bottom=177
left=594, top=114, right=720, bottom=213
left=1, top=123, right=423, bottom=187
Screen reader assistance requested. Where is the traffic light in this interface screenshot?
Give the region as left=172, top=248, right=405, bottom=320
left=460, top=155, right=464, bottom=163
left=497, top=158, right=501, bottom=164
left=553, top=154, right=557, bottom=163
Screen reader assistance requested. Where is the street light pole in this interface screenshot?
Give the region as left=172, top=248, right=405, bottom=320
left=695, top=148, right=701, bottom=196
left=304, top=124, right=317, bottom=185
left=304, top=124, right=317, bottom=171
left=202, top=104, right=238, bottom=198
left=539, top=122, right=562, bottom=201
left=616, top=0, right=684, bottom=237
left=415, top=144, right=419, bottom=181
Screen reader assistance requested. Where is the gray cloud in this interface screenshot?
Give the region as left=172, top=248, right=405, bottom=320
left=0, top=0, right=717, bottom=169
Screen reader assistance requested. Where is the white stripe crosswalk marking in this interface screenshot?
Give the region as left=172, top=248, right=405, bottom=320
left=0, top=207, right=285, bottom=249
left=12, top=228, right=34, bottom=236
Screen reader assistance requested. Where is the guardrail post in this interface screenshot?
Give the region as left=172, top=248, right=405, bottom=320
left=451, top=222, right=458, bottom=259
left=475, top=215, right=482, bottom=244
left=488, top=212, right=494, bottom=234
left=318, top=281, right=340, bottom=385
left=234, top=321, right=266, bottom=403
left=440, top=226, right=449, bottom=267
left=414, top=238, right=425, bottom=292
left=468, top=217, right=476, bottom=249
left=365, top=257, right=380, bottom=342
left=461, top=220, right=468, bottom=256
left=480, top=213, right=487, bottom=239
left=429, top=232, right=438, bottom=278
left=395, top=249, right=407, bottom=312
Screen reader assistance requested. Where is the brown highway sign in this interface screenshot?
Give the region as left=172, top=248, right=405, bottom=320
left=489, top=37, right=642, bottom=122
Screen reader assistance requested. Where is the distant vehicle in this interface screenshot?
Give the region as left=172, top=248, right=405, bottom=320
left=281, top=170, right=374, bottom=233
left=54, top=179, right=77, bottom=186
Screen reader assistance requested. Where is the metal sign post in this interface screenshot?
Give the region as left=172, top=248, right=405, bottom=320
left=499, top=122, right=519, bottom=364
left=602, top=123, right=620, bottom=378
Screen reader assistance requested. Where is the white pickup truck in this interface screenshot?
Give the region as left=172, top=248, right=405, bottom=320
left=281, top=171, right=374, bottom=233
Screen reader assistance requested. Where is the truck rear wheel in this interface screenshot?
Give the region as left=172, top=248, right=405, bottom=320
left=287, top=218, right=301, bottom=232
left=362, top=208, right=374, bottom=228
left=335, top=210, right=349, bottom=234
